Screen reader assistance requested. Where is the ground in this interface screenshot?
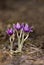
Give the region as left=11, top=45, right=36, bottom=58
left=0, top=0, right=44, bottom=65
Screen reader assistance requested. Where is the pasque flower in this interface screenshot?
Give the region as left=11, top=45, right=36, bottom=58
left=6, top=28, right=13, bottom=35
left=23, top=24, right=29, bottom=32
left=21, top=23, right=25, bottom=30
left=29, top=26, right=33, bottom=33
left=15, top=22, right=21, bottom=30
left=6, top=22, right=33, bottom=54
left=21, top=23, right=33, bottom=33
left=6, top=28, right=15, bottom=55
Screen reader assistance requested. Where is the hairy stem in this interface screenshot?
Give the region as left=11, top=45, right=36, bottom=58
left=20, top=33, right=29, bottom=52
left=20, top=29, right=23, bottom=38
left=16, top=30, right=23, bottom=52
left=9, top=34, right=14, bottom=54
left=9, top=37, right=13, bottom=54
left=16, top=31, right=20, bottom=48
left=24, top=34, right=29, bottom=42
left=18, top=32, right=25, bottom=52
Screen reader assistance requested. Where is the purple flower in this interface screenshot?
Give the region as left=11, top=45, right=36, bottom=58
left=29, top=26, right=33, bottom=33
left=6, top=28, right=13, bottom=35
left=15, top=23, right=21, bottom=30
left=23, top=24, right=29, bottom=32
left=23, top=24, right=33, bottom=33
left=21, top=23, right=25, bottom=30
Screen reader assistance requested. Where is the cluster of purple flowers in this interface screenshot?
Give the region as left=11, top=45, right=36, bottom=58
left=6, top=22, right=33, bottom=35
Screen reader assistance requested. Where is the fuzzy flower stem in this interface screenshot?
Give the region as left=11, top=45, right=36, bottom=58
left=24, top=33, right=29, bottom=42
left=16, top=31, right=21, bottom=52
left=22, top=32, right=25, bottom=43
left=18, top=33, right=29, bottom=52
left=16, top=31, right=20, bottom=45
left=18, top=32, right=24, bottom=52
left=9, top=37, right=13, bottom=54
left=17, top=32, right=24, bottom=52
left=20, top=29, right=23, bottom=38
left=15, top=30, right=23, bottom=52
left=9, top=34, right=14, bottom=54
left=15, top=29, right=29, bottom=52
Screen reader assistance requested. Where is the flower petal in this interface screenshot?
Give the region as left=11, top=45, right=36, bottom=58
left=15, top=22, right=21, bottom=30
left=6, top=28, right=13, bottom=35
left=23, top=24, right=29, bottom=32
